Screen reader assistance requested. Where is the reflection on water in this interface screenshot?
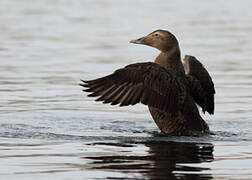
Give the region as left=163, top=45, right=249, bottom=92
left=0, top=138, right=213, bottom=179
left=2, top=137, right=252, bottom=179
left=86, top=141, right=214, bottom=179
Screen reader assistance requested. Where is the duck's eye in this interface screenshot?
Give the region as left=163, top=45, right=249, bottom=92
left=154, top=33, right=159, bottom=36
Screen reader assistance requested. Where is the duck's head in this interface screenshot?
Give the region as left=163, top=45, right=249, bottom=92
left=130, top=30, right=179, bottom=52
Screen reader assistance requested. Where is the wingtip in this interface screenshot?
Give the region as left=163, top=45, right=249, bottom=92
left=80, top=79, right=89, bottom=83
left=82, top=89, right=88, bottom=92
left=206, top=109, right=214, bottom=115
left=79, top=79, right=91, bottom=88
left=209, top=110, right=214, bottom=115
left=82, top=89, right=91, bottom=93
left=79, top=83, right=85, bottom=87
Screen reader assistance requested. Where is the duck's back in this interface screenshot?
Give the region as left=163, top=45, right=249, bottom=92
left=148, top=54, right=209, bottom=135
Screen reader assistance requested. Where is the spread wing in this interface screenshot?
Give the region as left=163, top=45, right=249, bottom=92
left=80, top=62, right=185, bottom=114
left=183, top=55, right=215, bottom=114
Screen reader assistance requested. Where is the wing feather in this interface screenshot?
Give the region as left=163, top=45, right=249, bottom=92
left=184, top=55, right=215, bottom=114
left=81, top=62, right=184, bottom=113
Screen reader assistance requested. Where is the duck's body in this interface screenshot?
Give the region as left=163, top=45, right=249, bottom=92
left=149, top=47, right=210, bottom=135
left=81, top=30, right=215, bottom=136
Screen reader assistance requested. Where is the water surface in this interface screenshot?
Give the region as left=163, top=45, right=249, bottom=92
left=1, top=0, right=252, bottom=179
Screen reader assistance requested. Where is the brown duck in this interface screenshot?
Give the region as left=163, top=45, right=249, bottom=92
left=80, top=30, right=215, bottom=136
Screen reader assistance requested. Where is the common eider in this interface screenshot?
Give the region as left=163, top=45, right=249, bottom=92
left=80, top=30, right=215, bottom=136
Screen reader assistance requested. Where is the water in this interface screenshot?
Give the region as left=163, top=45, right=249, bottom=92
left=1, top=0, right=252, bottom=179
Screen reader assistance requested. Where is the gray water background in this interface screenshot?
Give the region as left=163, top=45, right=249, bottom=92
left=1, top=0, right=252, bottom=179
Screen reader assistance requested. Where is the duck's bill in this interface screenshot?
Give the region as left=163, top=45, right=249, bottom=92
left=130, top=37, right=146, bottom=44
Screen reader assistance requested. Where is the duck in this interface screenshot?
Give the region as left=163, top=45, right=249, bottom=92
left=80, top=30, right=215, bottom=136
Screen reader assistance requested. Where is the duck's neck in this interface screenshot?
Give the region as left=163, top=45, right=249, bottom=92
left=155, top=46, right=185, bottom=77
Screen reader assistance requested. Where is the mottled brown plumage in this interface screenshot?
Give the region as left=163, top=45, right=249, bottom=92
left=80, top=30, right=215, bottom=135
left=183, top=55, right=215, bottom=114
